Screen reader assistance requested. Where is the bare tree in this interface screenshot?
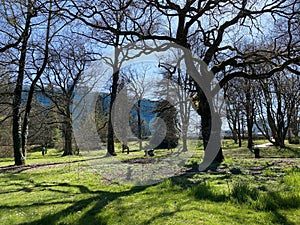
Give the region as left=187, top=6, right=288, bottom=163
left=289, top=101, right=300, bottom=143
left=0, top=0, right=74, bottom=165
left=255, top=72, right=300, bottom=147
left=2, top=1, right=58, bottom=165
left=122, top=64, right=154, bottom=151
left=58, top=0, right=300, bottom=167
left=157, top=65, right=195, bottom=152
left=225, top=77, right=255, bottom=149
left=40, top=34, right=93, bottom=155
left=0, top=0, right=38, bottom=165
left=56, top=0, right=160, bottom=156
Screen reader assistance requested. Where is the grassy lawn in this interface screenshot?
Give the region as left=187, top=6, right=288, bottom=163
left=0, top=141, right=299, bottom=225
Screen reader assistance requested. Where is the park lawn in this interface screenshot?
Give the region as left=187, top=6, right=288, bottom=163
left=0, top=142, right=299, bottom=225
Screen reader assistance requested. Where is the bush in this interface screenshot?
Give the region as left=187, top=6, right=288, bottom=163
left=288, top=137, right=300, bottom=144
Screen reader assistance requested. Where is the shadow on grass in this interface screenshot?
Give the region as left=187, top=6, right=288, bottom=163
left=1, top=170, right=298, bottom=225
left=1, top=153, right=299, bottom=225
left=0, top=156, right=106, bottom=174
left=252, top=191, right=300, bottom=225
left=6, top=181, right=150, bottom=225
left=282, top=146, right=300, bottom=157
left=230, top=181, right=299, bottom=225
left=141, top=175, right=298, bottom=225
left=188, top=182, right=227, bottom=202
left=166, top=172, right=298, bottom=225
left=166, top=174, right=228, bottom=203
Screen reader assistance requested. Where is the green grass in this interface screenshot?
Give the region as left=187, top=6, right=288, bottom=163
left=0, top=141, right=299, bottom=225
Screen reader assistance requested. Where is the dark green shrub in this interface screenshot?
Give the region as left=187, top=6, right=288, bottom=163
left=288, top=137, right=300, bottom=144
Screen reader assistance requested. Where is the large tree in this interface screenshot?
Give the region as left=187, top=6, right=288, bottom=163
left=0, top=0, right=57, bottom=165
left=58, top=0, right=300, bottom=168
left=0, top=0, right=76, bottom=165
left=55, top=0, right=161, bottom=156
left=40, top=33, right=93, bottom=156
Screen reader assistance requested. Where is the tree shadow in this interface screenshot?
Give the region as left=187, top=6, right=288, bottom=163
left=0, top=156, right=106, bottom=174
left=1, top=154, right=299, bottom=224
left=169, top=174, right=228, bottom=202
left=162, top=171, right=298, bottom=225
left=282, top=146, right=300, bottom=157
left=253, top=191, right=299, bottom=225
left=15, top=181, right=151, bottom=225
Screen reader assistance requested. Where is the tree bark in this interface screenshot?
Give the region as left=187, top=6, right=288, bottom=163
left=197, top=89, right=224, bottom=168
left=21, top=5, right=51, bottom=159
left=247, top=115, right=254, bottom=149
left=237, top=116, right=242, bottom=147
left=12, top=9, right=32, bottom=165
left=137, top=99, right=142, bottom=150
left=62, top=116, right=73, bottom=156
left=62, top=98, right=73, bottom=156
left=12, top=96, right=24, bottom=165
left=12, top=67, right=25, bottom=165
left=107, top=71, right=119, bottom=156
left=245, top=84, right=254, bottom=149
left=21, top=79, right=40, bottom=157
left=182, top=124, right=188, bottom=152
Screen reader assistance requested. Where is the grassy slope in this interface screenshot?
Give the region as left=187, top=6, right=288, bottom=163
left=0, top=142, right=299, bottom=225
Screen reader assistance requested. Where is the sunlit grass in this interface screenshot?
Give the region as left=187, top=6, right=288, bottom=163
left=0, top=140, right=299, bottom=225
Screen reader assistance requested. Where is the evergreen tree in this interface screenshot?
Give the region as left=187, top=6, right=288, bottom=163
left=151, top=100, right=179, bottom=150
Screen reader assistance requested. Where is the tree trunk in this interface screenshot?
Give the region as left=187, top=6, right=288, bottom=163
left=12, top=11, right=32, bottom=165
left=12, top=98, right=24, bottom=165
left=62, top=104, right=73, bottom=156
left=137, top=99, right=142, bottom=150
left=182, top=124, right=188, bottom=152
left=107, top=114, right=116, bottom=155
left=12, top=68, right=24, bottom=165
left=197, top=90, right=224, bottom=169
left=63, top=126, right=73, bottom=155
left=247, top=120, right=254, bottom=149
left=21, top=118, right=29, bottom=157
left=229, top=119, right=238, bottom=144
left=21, top=83, right=35, bottom=158
left=276, top=129, right=285, bottom=148
left=237, top=116, right=242, bottom=147
left=201, top=111, right=224, bottom=166
left=62, top=118, right=73, bottom=156
left=246, top=98, right=254, bottom=149
left=22, top=7, right=51, bottom=157
left=107, top=71, right=119, bottom=156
